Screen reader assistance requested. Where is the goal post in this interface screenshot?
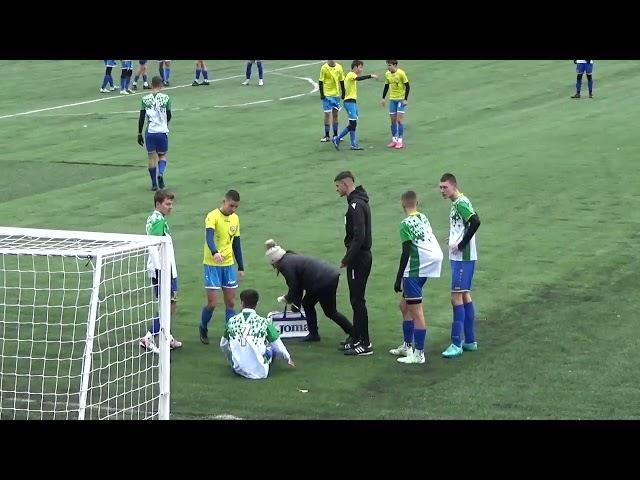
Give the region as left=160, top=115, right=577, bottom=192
left=0, top=226, right=173, bottom=420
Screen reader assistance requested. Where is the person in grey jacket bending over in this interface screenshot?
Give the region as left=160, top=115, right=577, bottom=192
left=265, top=239, right=354, bottom=343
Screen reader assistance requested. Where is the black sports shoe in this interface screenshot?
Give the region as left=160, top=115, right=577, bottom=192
left=158, top=175, right=165, bottom=189
left=192, top=80, right=200, bottom=86
left=571, top=93, right=581, bottom=99
left=199, top=326, right=209, bottom=345
left=151, top=185, right=158, bottom=191
left=344, top=342, right=373, bottom=356
left=301, top=333, right=321, bottom=342
left=132, top=84, right=138, bottom=90
left=339, top=339, right=360, bottom=351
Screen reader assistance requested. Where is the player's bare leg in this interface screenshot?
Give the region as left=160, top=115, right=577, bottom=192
left=223, top=287, right=236, bottom=315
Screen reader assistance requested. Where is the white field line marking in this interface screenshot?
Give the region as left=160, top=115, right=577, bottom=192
left=0, top=61, right=324, bottom=120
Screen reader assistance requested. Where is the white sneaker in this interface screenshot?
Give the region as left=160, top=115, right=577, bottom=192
left=242, top=79, right=250, bottom=85
left=109, top=86, right=117, bottom=91
left=258, top=79, right=264, bottom=86
left=170, top=335, right=183, bottom=350
left=389, top=343, right=412, bottom=356
left=397, top=350, right=425, bottom=364
left=139, top=337, right=159, bottom=354
left=120, top=90, right=129, bottom=95
left=99, top=88, right=109, bottom=93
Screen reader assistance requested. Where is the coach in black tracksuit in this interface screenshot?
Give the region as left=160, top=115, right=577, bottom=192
left=334, top=171, right=373, bottom=356
left=265, top=240, right=354, bottom=342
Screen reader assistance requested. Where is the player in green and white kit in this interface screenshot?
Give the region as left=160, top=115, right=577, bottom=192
left=137, top=76, right=172, bottom=191
left=390, top=191, right=443, bottom=364
left=139, top=189, right=183, bottom=353
left=439, top=173, right=481, bottom=358
left=220, top=289, right=294, bottom=379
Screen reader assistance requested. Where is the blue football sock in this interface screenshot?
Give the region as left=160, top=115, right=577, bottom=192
left=225, top=308, right=236, bottom=323
left=349, top=130, right=357, bottom=146
left=587, top=77, right=593, bottom=94
left=414, top=328, right=427, bottom=352
left=142, top=74, right=148, bottom=83
left=203, top=70, right=209, bottom=80
left=451, top=304, right=465, bottom=347
left=134, top=74, right=140, bottom=82
left=200, top=306, right=214, bottom=330
left=257, top=61, right=263, bottom=79
left=398, top=123, right=404, bottom=139
left=101, top=76, right=109, bottom=89
left=391, top=122, right=398, bottom=138
left=195, top=69, right=201, bottom=80
left=402, top=319, right=414, bottom=345
left=107, top=75, right=114, bottom=87
left=338, top=126, right=350, bottom=140
left=324, top=124, right=330, bottom=136
left=158, top=159, right=167, bottom=175
left=149, top=316, right=161, bottom=335
left=576, top=79, right=582, bottom=94
left=463, top=302, right=476, bottom=343
left=124, top=75, right=131, bottom=90
left=120, top=75, right=126, bottom=90
left=148, top=167, right=157, bottom=187
left=264, top=345, right=274, bottom=362
left=245, top=62, right=252, bottom=79
left=165, top=68, right=171, bottom=81
left=333, top=122, right=339, bottom=137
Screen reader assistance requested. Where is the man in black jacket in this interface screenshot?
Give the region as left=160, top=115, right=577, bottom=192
left=334, top=171, right=373, bottom=356
left=265, top=240, right=354, bottom=342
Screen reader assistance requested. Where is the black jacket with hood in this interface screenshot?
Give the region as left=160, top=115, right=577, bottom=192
left=341, top=186, right=372, bottom=267
left=278, top=253, right=340, bottom=307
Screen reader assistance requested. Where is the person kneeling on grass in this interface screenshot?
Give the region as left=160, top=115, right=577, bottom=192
left=220, top=289, right=294, bottom=380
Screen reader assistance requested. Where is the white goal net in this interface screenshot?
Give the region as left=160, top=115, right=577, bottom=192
left=0, top=227, right=173, bottom=420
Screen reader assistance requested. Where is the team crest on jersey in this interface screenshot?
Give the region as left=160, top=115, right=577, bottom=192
left=229, top=225, right=237, bottom=235
left=351, top=203, right=356, bottom=209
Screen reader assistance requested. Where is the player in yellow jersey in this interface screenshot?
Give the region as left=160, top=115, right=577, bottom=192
left=380, top=60, right=410, bottom=149
left=331, top=60, right=378, bottom=151
left=199, top=189, right=245, bottom=345
left=319, top=60, right=346, bottom=142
